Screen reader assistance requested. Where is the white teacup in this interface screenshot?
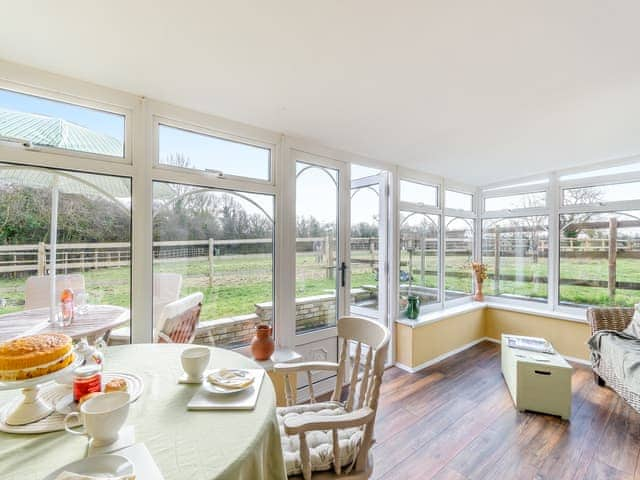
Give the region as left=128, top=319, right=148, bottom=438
left=181, top=347, right=211, bottom=381
left=64, top=392, right=130, bottom=447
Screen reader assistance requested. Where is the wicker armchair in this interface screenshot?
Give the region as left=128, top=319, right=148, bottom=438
left=587, top=307, right=640, bottom=412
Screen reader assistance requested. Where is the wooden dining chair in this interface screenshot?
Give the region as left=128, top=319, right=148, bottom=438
left=24, top=274, right=85, bottom=309
left=274, top=316, right=391, bottom=480
left=156, top=292, right=203, bottom=344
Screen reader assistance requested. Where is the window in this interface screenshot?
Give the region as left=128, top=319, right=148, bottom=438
left=0, top=163, right=132, bottom=341
left=445, top=189, right=473, bottom=211
left=152, top=181, right=274, bottom=348
left=482, top=216, right=548, bottom=302
left=484, top=192, right=546, bottom=212
left=559, top=211, right=640, bottom=307
left=158, top=124, right=271, bottom=181
left=399, top=211, right=440, bottom=313
left=445, top=217, right=474, bottom=300
left=0, top=88, right=125, bottom=157
left=562, top=181, right=640, bottom=206
left=400, top=180, right=438, bottom=206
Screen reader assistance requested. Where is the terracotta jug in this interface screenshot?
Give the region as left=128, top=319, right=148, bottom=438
left=251, top=324, right=275, bottom=361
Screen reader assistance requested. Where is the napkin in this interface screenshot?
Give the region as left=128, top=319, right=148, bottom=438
left=207, top=369, right=254, bottom=389
left=54, top=472, right=135, bottom=480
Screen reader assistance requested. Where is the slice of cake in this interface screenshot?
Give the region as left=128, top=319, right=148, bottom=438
left=0, top=333, right=74, bottom=381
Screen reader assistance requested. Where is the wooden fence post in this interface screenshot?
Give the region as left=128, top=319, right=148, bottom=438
left=494, top=228, right=501, bottom=295
left=609, top=217, right=617, bottom=299
left=37, top=242, right=46, bottom=276
left=208, top=238, right=215, bottom=288
left=420, top=237, right=425, bottom=285
left=326, top=234, right=334, bottom=280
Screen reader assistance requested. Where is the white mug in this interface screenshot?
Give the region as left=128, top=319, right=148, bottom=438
left=64, top=392, right=130, bottom=447
left=181, top=347, right=211, bottom=381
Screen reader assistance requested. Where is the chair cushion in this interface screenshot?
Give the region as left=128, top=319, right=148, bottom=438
left=277, top=401, right=363, bottom=476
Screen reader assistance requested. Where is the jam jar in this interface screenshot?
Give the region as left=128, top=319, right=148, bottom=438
left=73, top=364, right=102, bottom=402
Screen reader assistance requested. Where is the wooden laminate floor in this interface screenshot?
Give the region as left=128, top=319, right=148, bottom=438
left=371, top=341, right=640, bottom=480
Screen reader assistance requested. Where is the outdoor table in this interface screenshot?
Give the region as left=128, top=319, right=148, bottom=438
left=0, top=344, right=287, bottom=480
left=0, top=304, right=130, bottom=343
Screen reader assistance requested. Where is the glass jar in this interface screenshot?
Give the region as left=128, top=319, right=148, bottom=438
left=73, top=364, right=102, bottom=402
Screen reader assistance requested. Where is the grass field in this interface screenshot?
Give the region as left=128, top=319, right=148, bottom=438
left=1, top=252, right=639, bottom=319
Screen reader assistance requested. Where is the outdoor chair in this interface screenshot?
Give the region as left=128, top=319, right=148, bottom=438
left=156, top=292, right=204, bottom=344
left=153, top=273, right=183, bottom=324
left=24, top=274, right=85, bottom=310
left=274, top=316, right=390, bottom=480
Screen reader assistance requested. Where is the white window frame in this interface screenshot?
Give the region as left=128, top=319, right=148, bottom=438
left=0, top=78, right=133, bottom=165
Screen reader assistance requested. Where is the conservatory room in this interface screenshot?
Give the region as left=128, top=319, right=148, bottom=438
left=0, top=2, right=639, bottom=480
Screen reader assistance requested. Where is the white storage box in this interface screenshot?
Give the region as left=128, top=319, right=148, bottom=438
left=501, top=334, right=572, bottom=420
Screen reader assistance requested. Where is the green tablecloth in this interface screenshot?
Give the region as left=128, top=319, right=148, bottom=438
left=0, top=344, right=287, bottom=480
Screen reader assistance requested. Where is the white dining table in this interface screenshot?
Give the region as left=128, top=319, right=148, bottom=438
left=0, top=305, right=129, bottom=343
left=0, top=344, right=287, bottom=480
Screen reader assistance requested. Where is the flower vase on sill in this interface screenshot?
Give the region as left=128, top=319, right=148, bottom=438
left=406, top=295, right=421, bottom=320
left=471, top=262, right=488, bottom=302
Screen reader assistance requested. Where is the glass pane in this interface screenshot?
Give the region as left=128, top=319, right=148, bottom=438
left=399, top=211, right=440, bottom=315
left=400, top=180, right=438, bottom=206
left=158, top=124, right=271, bottom=181
left=563, top=182, right=640, bottom=205
left=351, top=184, right=380, bottom=316
left=0, top=88, right=124, bottom=157
left=296, top=162, right=339, bottom=333
left=445, top=190, right=473, bottom=211
left=560, top=163, right=640, bottom=181
left=484, top=192, right=546, bottom=211
left=445, top=217, right=473, bottom=300
left=482, top=216, right=548, bottom=302
left=351, top=164, right=381, bottom=180
left=0, top=163, right=131, bottom=343
left=152, top=182, right=274, bottom=348
left=559, top=211, right=640, bottom=307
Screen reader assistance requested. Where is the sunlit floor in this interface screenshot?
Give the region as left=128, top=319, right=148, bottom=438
left=372, top=342, right=640, bottom=480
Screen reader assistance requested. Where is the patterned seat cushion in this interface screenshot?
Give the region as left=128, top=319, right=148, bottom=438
left=277, top=401, right=363, bottom=476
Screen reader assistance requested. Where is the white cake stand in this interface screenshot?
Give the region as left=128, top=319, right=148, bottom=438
left=0, top=356, right=82, bottom=426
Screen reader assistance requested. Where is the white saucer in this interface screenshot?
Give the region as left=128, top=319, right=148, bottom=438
left=43, top=454, right=134, bottom=480
left=178, top=373, right=205, bottom=384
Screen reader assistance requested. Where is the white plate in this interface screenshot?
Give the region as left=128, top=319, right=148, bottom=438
left=202, top=381, right=254, bottom=395
left=203, top=369, right=255, bottom=395
left=43, top=454, right=134, bottom=480
left=55, top=372, right=144, bottom=415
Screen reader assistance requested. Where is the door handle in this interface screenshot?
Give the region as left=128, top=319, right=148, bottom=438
left=340, top=262, right=347, bottom=287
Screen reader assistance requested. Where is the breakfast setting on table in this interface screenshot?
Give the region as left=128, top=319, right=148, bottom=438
left=0, top=329, right=285, bottom=479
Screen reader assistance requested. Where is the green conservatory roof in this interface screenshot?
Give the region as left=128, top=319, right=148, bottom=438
left=0, top=108, right=123, bottom=157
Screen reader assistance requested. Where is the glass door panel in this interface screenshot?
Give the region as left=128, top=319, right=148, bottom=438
left=350, top=165, right=388, bottom=323
left=295, top=161, right=340, bottom=334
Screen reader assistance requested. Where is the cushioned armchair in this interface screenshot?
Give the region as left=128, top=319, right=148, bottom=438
left=274, top=316, right=390, bottom=479
left=587, top=306, right=640, bottom=412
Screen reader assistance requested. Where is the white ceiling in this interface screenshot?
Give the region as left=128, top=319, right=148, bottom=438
left=1, top=1, right=640, bottom=185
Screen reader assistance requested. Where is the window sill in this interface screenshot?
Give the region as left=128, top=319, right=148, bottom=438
left=485, top=302, right=587, bottom=324
left=396, top=302, right=487, bottom=328
left=395, top=300, right=588, bottom=329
